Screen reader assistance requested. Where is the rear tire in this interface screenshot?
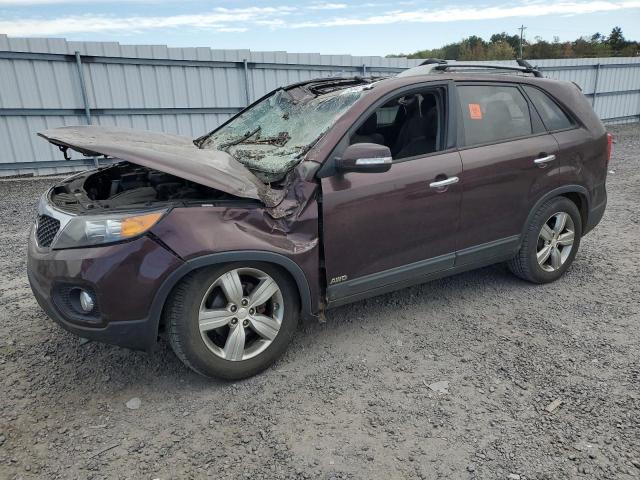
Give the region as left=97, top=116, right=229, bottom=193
left=508, top=197, right=582, bottom=284
left=164, top=262, right=299, bottom=380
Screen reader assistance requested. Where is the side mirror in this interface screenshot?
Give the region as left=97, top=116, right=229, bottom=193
left=335, top=143, right=392, bottom=174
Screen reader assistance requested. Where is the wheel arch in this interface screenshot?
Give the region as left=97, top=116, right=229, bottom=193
left=150, top=251, right=316, bottom=344
left=524, top=185, right=590, bottom=236
left=560, top=191, right=589, bottom=230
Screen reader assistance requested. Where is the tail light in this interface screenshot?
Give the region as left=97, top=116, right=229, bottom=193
left=606, top=133, right=613, bottom=165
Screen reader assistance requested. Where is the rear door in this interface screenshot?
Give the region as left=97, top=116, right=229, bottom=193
left=521, top=84, right=596, bottom=188
left=455, top=82, right=560, bottom=264
left=320, top=83, right=463, bottom=304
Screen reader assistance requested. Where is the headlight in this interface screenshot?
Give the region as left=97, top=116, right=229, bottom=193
left=52, top=210, right=167, bottom=249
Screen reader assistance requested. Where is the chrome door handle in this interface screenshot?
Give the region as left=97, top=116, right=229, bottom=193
left=534, top=154, right=556, bottom=165
left=429, top=176, right=459, bottom=189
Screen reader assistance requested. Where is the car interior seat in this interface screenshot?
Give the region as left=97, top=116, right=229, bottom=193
left=395, top=95, right=439, bottom=159
left=350, top=113, right=385, bottom=145
left=485, top=100, right=519, bottom=142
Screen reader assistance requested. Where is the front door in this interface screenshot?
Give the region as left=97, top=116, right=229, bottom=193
left=320, top=86, right=462, bottom=305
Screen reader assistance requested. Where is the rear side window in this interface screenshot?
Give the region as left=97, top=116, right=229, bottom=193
left=523, top=85, right=574, bottom=131
left=458, top=85, right=532, bottom=146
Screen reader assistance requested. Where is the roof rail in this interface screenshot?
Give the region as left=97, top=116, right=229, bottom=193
left=398, top=60, right=543, bottom=78
left=419, top=58, right=447, bottom=66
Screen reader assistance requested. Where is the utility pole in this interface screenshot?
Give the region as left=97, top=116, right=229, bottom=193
left=518, top=25, right=527, bottom=59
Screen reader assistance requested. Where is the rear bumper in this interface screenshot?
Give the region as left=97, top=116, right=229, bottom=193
left=27, top=229, right=183, bottom=351
left=584, top=193, right=607, bottom=235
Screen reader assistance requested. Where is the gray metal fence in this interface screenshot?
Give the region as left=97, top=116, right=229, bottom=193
left=1, top=34, right=639, bottom=176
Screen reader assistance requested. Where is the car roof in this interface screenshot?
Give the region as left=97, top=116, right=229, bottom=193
left=281, top=71, right=570, bottom=100
left=379, top=71, right=553, bottom=87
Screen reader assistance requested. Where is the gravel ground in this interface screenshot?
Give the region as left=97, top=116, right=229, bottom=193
left=1, top=125, right=639, bottom=480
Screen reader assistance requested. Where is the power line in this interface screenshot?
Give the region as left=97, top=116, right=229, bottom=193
left=518, top=24, right=527, bottom=59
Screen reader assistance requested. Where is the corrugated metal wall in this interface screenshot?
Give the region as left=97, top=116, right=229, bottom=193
left=521, top=57, right=640, bottom=123
left=1, top=34, right=639, bottom=176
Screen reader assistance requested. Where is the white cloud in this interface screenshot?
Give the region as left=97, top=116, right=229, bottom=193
left=0, top=1, right=638, bottom=36
left=0, top=0, right=160, bottom=4
left=0, top=7, right=296, bottom=35
left=308, top=2, right=348, bottom=9
left=291, top=1, right=640, bottom=28
left=216, top=27, right=249, bottom=33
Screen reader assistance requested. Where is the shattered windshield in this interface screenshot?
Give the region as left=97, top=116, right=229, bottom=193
left=197, top=83, right=368, bottom=183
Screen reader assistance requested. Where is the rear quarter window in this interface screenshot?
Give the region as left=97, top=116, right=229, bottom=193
left=523, top=85, right=574, bottom=131
left=458, top=85, right=533, bottom=146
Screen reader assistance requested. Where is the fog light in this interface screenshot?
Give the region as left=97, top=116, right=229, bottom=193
left=79, top=290, right=95, bottom=312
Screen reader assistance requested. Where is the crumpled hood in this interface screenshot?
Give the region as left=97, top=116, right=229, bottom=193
left=38, top=126, right=282, bottom=207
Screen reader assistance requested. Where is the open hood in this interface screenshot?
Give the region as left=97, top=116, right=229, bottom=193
left=38, top=126, right=281, bottom=206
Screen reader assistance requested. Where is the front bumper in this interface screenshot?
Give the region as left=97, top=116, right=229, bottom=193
left=27, top=228, right=183, bottom=351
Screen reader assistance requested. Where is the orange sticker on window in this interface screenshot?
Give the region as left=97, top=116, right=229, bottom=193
left=468, top=103, right=482, bottom=120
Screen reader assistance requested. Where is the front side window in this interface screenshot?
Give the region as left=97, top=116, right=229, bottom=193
left=197, top=83, right=369, bottom=182
left=458, top=85, right=532, bottom=146
left=523, top=85, right=574, bottom=131
left=349, top=89, right=444, bottom=160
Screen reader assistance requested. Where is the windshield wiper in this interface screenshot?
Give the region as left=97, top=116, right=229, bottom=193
left=235, top=131, right=291, bottom=148
left=217, top=126, right=262, bottom=150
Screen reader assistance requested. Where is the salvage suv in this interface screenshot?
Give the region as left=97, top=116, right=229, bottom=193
left=28, top=60, right=610, bottom=379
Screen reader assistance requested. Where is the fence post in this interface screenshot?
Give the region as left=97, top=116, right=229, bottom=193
left=74, top=51, right=98, bottom=168
left=74, top=51, right=92, bottom=125
left=243, top=59, right=252, bottom=106
left=591, top=63, right=601, bottom=108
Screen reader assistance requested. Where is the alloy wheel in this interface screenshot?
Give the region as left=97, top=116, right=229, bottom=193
left=536, top=212, right=575, bottom=272
left=198, top=267, right=284, bottom=361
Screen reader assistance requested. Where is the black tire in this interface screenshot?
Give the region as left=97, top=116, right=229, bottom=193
left=508, top=196, right=582, bottom=284
left=164, top=262, right=299, bottom=380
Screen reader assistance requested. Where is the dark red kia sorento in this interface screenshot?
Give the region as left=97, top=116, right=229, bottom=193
left=28, top=61, right=609, bottom=379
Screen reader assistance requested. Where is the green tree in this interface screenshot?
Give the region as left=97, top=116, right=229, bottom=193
left=490, top=32, right=521, bottom=52
left=457, top=36, right=487, bottom=60
left=486, top=41, right=516, bottom=60
left=620, top=43, right=639, bottom=56
left=387, top=27, right=638, bottom=60
left=608, top=26, right=627, bottom=53
left=526, top=36, right=553, bottom=59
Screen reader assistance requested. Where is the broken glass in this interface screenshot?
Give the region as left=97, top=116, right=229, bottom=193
left=199, top=85, right=368, bottom=183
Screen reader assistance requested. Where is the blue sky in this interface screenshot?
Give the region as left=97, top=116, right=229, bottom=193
left=1, top=1, right=639, bottom=56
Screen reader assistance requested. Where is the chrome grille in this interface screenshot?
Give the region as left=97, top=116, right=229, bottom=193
left=36, top=215, right=60, bottom=247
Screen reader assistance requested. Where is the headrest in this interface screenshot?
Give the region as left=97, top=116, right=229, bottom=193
left=398, top=94, right=420, bottom=113
left=485, top=101, right=512, bottom=123
left=421, top=95, right=436, bottom=115
left=424, top=107, right=438, bottom=139
left=358, top=113, right=378, bottom=135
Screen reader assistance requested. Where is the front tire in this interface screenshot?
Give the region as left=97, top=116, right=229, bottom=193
left=508, top=197, right=582, bottom=284
left=165, top=263, right=299, bottom=380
